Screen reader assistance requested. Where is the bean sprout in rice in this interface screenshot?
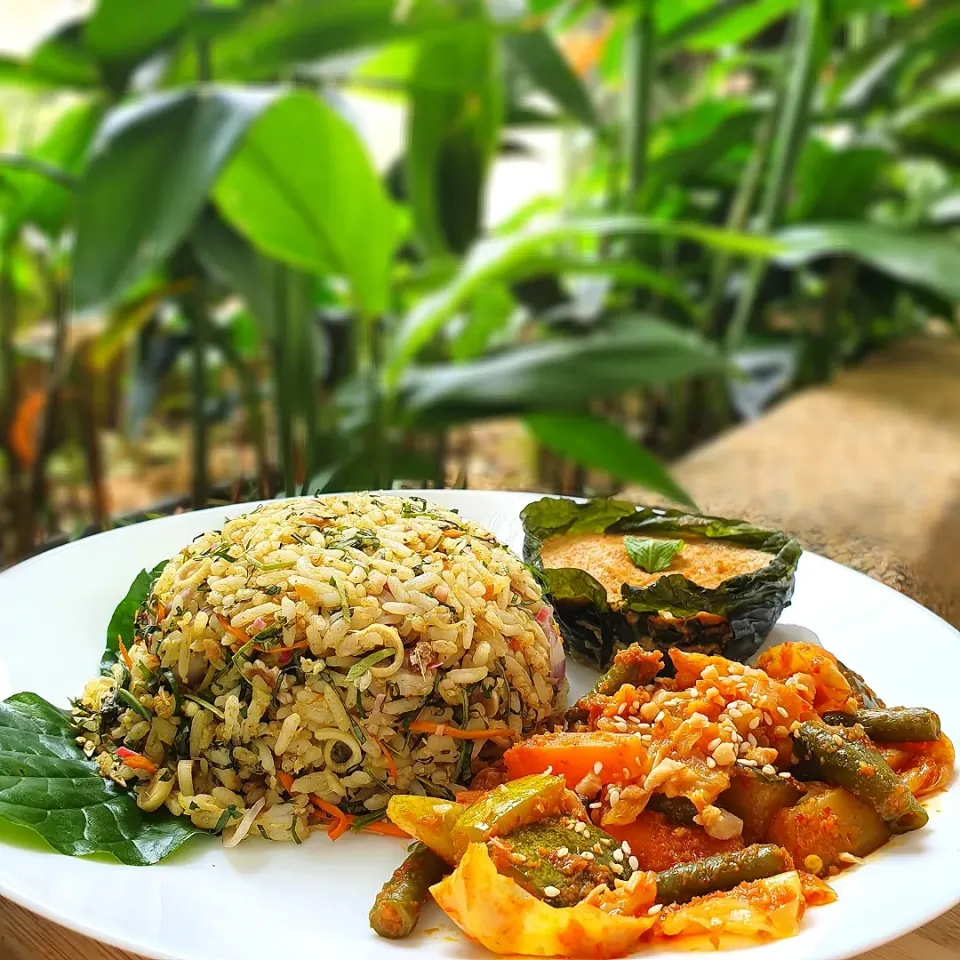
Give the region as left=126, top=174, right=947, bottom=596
left=73, top=495, right=567, bottom=845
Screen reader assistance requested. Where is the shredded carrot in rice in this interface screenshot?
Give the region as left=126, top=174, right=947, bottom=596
left=156, top=603, right=166, bottom=622
left=217, top=614, right=250, bottom=645
left=312, top=795, right=350, bottom=840
left=409, top=721, right=517, bottom=740
left=117, top=635, right=133, bottom=671
left=255, top=640, right=309, bottom=654
left=277, top=770, right=294, bottom=793
left=370, top=733, right=399, bottom=782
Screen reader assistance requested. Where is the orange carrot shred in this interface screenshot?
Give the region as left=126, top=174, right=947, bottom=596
left=277, top=770, right=294, bottom=793
left=311, top=795, right=349, bottom=840
left=217, top=614, right=249, bottom=645
left=254, top=640, right=309, bottom=654
left=369, top=733, right=399, bottom=783
left=408, top=721, right=517, bottom=740
left=117, top=635, right=133, bottom=671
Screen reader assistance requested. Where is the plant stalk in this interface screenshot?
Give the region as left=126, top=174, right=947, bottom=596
left=28, top=272, right=69, bottom=540
left=624, top=2, right=655, bottom=209
left=725, top=0, right=825, bottom=352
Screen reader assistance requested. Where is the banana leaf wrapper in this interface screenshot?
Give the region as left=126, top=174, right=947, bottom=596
left=521, top=497, right=802, bottom=671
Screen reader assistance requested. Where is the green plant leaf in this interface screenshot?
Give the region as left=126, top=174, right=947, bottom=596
left=401, top=315, right=724, bottom=422
left=214, top=91, right=395, bottom=317
left=83, top=0, right=192, bottom=63
left=345, top=648, right=393, bottom=682
left=27, top=23, right=102, bottom=89
left=180, top=0, right=497, bottom=82
left=623, top=535, right=685, bottom=573
left=502, top=28, right=599, bottom=129
left=102, top=560, right=167, bottom=672
left=73, top=86, right=277, bottom=310
left=894, top=94, right=960, bottom=166
left=681, top=0, right=799, bottom=51
left=526, top=413, right=696, bottom=507
left=787, top=140, right=888, bottom=222
left=387, top=216, right=779, bottom=383
left=0, top=692, right=203, bottom=864
left=2, top=98, right=104, bottom=239
left=192, top=206, right=276, bottom=333
left=408, top=27, right=501, bottom=255
left=775, top=223, right=960, bottom=301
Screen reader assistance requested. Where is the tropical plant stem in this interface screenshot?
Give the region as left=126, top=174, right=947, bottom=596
left=185, top=275, right=210, bottom=509
left=0, top=154, right=77, bottom=189
left=624, top=2, right=655, bottom=208
left=705, top=109, right=778, bottom=337
left=28, top=271, right=68, bottom=541
left=725, top=0, right=824, bottom=352
left=0, top=238, right=23, bottom=560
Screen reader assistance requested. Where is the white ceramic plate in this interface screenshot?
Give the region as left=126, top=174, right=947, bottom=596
left=0, top=490, right=958, bottom=960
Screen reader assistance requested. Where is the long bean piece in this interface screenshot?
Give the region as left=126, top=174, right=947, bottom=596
left=792, top=721, right=928, bottom=833
left=369, top=842, right=449, bottom=939
left=823, top=708, right=941, bottom=743
left=655, top=844, right=792, bottom=906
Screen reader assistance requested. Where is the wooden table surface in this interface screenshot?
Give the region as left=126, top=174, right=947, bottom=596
left=3, top=891, right=960, bottom=960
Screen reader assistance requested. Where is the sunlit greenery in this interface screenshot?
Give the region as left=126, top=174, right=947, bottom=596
left=0, top=0, right=957, bottom=563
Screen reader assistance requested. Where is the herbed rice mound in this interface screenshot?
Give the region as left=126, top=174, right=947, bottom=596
left=75, top=494, right=567, bottom=845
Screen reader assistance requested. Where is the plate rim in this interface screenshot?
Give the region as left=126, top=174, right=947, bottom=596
left=1, top=489, right=958, bottom=960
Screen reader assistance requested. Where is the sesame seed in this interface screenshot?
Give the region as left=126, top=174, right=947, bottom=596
left=622, top=767, right=630, bottom=779
left=582, top=851, right=595, bottom=860
left=593, top=761, right=604, bottom=775
left=621, top=840, right=632, bottom=855
left=641, top=734, right=653, bottom=743
left=589, top=802, right=601, bottom=809
left=706, top=756, right=717, bottom=768
left=614, top=719, right=629, bottom=732
left=632, top=701, right=641, bottom=711
left=748, top=733, right=758, bottom=747
left=655, top=711, right=666, bottom=723
left=543, top=885, right=561, bottom=898
left=779, top=771, right=792, bottom=779
left=647, top=903, right=663, bottom=915
left=628, top=856, right=639, bottom=871
left=707, top=738, right=721, bottom=751
left=609, top=789, right=621, bottom=807
left=838, top=852, right=864, bottom=865
left=612, top=863, right=624, bottom=875
left=613, top=849, right=624, bottom=862
left=748, top=716, right=761, bottom=730
left=738, top=758, right=758, bottom=767
left=617, top=702, right=627, bottom=716
left=629, top=716, right=644, bottom=725
left=583, top=830, right=590, bottom=839
left=777, top=706, right=789, bottom=718
left=556, top=846, right=569, bottom=857
left=761, top=764, right=777, bottom=776
left=728, top=708, right=742, bottom=719
left=763, top=713, right=773, bottom=725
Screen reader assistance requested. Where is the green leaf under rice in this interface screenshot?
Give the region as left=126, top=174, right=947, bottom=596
left=101, top=559, right=167, bottom=673
left=0, top=692, right=203, bottom=865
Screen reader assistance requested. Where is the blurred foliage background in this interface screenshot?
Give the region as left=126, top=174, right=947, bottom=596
left=0, top=0, right=958, bottom=565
